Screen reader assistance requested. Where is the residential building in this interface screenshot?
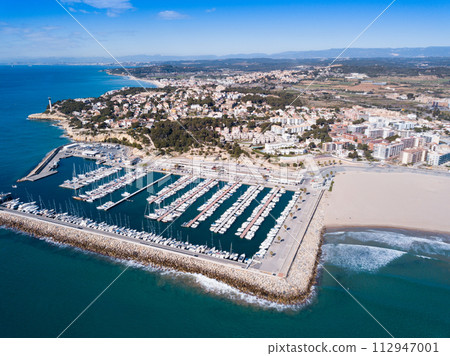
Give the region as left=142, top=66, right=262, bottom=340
left=400, top=148, right=427, bottom=164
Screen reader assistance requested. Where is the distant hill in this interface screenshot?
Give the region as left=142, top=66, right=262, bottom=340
left=2, top=46, right=450, bottom=65
left=271, top=46, right=450, bottom=59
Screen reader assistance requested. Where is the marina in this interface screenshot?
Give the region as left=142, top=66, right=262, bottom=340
left=60, top=166, right=122, bottom=190
left=238, top=188, right=283, bottom=240
left=8, top=144, right=321, bottom=276
left=183, top=182, right=241, bottom=228
left=147, top=175, right=197, bottom=205
left=74, top=169, right=147, bottom=202
left=210, top=185, right=263, bottom=235
left=0, top=201, right=248, bottom=263
left=147, top=179, right=218, bottom=223
left=1, top=139, right=326, bottom=308
left=97, top=174, right=171, bottom=211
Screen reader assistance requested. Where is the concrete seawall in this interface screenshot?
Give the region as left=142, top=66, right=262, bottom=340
left=18, top=146, right=65, bottom=182
left=0, top=207, right=324, bottom=305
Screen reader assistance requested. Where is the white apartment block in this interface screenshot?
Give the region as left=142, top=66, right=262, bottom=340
left=373, top=142, right=404, bottom=160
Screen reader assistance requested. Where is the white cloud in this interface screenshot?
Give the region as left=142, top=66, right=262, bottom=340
left=63, top=0, right=133, bottom=17
left=42, top=26, right=59, bottom=31
left=205, top=8, right=216, bottom=13
left=158, top=10, right=188, bottom=20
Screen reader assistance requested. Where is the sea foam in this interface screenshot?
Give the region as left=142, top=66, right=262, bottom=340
left=322, top=243, right=406, bottom=272
left=326, top=230, right=450, bottom=259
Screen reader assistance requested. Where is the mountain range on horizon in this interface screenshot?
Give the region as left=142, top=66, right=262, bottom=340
left=3, top=46, right=450, bottom=65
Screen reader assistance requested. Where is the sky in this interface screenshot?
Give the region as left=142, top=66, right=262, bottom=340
left=0, top=0, right=449, bottom=60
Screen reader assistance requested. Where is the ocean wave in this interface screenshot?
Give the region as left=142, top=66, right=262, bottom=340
left=326, top=230, right=450, bottom=258
left=182, top=272, right=314, bottom=311
left=322, top=243, right=406, bottom=272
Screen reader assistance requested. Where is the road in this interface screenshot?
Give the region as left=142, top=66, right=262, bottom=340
left=256, top=189, right=321, bottom=276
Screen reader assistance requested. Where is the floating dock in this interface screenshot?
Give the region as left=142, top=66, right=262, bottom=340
left=210, top=185, right=263, bottom=234
left=148, top=179, right=218, bottom=222
left=147, top=175, right=196, bottom=205
left=184, top=182, right=240, bottom=228
left=239, top=188, right=280, bottom=239
left=75, top=169, right=148, bottom=202
left=101, top=174, right=171, bottom=211
left=60, top=166, right=122, bottom=190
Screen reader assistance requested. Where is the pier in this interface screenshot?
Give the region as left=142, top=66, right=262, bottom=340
left=210, top=185, right=262, bottom=234
left=75, top=169, right=148, bottom=202
left=18, top=145, right=71, bottom=182
left=185, top=182, right=240, bottom=228
left=60, top=166, right=122, bottom=190
left=154, top=179, right=217, bottom=222
left=102, top=174, right=171, bottom=211
left=147, top=175, right=195, bottom=205
left=240, top=188, right=280, bottom=239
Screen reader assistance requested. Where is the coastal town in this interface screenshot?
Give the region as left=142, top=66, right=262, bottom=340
left=33, top=60, right=449, bottom=171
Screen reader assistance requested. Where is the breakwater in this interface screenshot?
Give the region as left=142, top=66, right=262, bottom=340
left=18, top=145, right=68, bottom=182
left=0, top=206, right=324, bottom=305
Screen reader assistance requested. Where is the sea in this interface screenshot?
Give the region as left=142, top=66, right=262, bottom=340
left=0, top=65, right=449, bottom=338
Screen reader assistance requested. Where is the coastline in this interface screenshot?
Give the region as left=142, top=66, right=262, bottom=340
left=0, top=208, right=324, bottom=305
left=28, top=113, right=146, bottom=156
left=324, top=224, right=450, bottom=237
left=106, top=71, right=164, bottom=88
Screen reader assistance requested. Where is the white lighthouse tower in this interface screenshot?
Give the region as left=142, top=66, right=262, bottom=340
left=48, top=97, right=53, bottom=112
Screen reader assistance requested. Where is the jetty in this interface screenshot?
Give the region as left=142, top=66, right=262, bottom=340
left=0, top=198, right=324, bottom=305
left=184, top=182, right=240, bottom=228
left=18, top=145, right=71, bottom=182
left=101, top=174, right=171, bottom=211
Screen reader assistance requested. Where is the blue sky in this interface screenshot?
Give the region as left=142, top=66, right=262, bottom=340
left=0, top=0, right=449, bottom=60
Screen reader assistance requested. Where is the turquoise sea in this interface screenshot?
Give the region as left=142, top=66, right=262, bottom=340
left=0, top=66, right=449, bottom=338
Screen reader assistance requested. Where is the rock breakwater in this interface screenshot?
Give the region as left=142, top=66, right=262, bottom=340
left=0, top=208, right=324, bottom=305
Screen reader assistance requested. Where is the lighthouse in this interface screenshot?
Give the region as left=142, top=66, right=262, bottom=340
left=48, top=97, right=53, bottom=112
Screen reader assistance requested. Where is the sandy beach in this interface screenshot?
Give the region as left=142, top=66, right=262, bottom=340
left=324, top=171, right=450, bottom=234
